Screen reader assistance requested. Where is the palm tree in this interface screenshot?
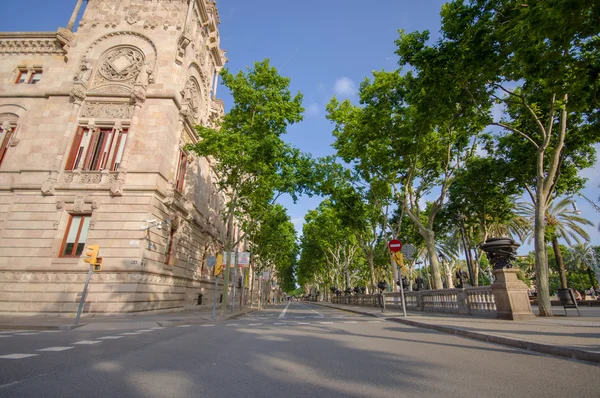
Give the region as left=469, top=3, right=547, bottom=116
left=566, top=243, right=598, bottom=288
left=520, top=197, right=594, bottom=289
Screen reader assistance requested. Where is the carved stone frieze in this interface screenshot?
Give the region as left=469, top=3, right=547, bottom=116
left=80, top=173, right=102, bottom=184
left=125, top=5, right=143, bottom=25
left=105, top=14, right=121, bottom=29
left=80, top=102, right=133, bottom=119
left=0, top=37, right=65, bottom=55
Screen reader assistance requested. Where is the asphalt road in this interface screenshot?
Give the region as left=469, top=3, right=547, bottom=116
left=0, top=303, right=598, bottom=397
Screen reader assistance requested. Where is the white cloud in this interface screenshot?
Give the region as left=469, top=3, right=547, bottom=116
left=291, top=217, right=305, bottom=235
left=334, top=77, right=356, bottom=97
left=306, top=103, right=319, bottom=117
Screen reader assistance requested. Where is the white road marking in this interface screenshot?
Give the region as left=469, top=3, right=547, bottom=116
left=344, top=321, right=358, bottom=324
left=73, top=341, right=102, bottom=345
left=296, top=322, right=310, bottom=325
left=98, top=336, right=124, bottom=340
left=40, top=330, right=61, bottom=333
left=278, top=301, right=291, bottom=319
left=151, top=327, right=166, bottom=330
left=248, top=323, right=262, bottom=326
left=319, top=322, right=333, bottom=324
left=0, top=354, right=38, bottom=359
left=136, top=330, right=154, bottom=333
left=0, top=335, right=11, bottom=338
left=176, top=325, right=192, bottom=328
left=37, top=347, right=73, bottom=352
left=14, top=332, right=39, bottom=336
left=201, top=325, right=215, bottom=327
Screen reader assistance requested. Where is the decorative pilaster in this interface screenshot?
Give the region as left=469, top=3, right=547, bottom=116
left=110, top=84, right=147, bottom=197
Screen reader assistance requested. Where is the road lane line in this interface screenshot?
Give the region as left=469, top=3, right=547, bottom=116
left=73, top=341, right=102, bottom=345
left=0, top=354, right=38, bottom=359
left=278, top=301, right=291, bottom=319
left=37, top=347, right=73, bottom=352
left=319, top=322, right=333, bottom=324
left=248, top=323, right=262, bottom=326
left=98, top=336, right=124, bottom=340
left=274, top=322, right=286, bottom=325
left=201, top=324, right=215, bottom=327
left=177, top=325, right=192, bottom=328
left=344, top=321, right=358, bottom=324
left=297, top=322, right=310, bottom=325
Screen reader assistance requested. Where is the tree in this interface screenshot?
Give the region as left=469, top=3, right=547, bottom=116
left=397, top=0, right=600, bottom=315
left=188, top=60, right=311, bottom=314
left=327, top=67, right=483, bottom=290
left=248, top=204, right=298, bottom=293
left=520, top=197, right=593, bottom=289
left=566, top=243, right=599, bottom=288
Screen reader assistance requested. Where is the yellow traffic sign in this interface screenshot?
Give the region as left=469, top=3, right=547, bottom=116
left=214, top=254, right=223, bottom=276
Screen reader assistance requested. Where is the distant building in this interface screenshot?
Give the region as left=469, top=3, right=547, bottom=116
left=0, top=0, right=235, bottom=313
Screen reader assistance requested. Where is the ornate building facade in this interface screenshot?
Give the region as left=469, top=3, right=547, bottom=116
left=0, top=0, right=233, bottom=313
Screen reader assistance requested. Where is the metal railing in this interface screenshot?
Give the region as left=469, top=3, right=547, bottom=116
left=331, top=286, right=497, bottom=317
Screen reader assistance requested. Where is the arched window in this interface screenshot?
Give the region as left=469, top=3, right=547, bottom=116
left=0, top=113, right=18, bottom=168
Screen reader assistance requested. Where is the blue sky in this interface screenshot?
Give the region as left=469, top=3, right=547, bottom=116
left=4, top=0, right=599, bottom=254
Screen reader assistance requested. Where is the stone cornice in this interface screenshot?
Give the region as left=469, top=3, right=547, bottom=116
left=0, top=32, right=66, bottom=55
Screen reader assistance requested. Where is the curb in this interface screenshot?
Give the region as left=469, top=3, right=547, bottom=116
left=0, top=324, right=83, bottom=331
left=314, top=303, right=600, bottom=365
left=0, top=309, right=261, bottom=330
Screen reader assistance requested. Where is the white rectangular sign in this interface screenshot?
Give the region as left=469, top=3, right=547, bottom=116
left=238, top=252, right=250, bottom=266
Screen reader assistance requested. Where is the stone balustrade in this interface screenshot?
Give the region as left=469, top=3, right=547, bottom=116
left=331, top=286, right=497, bottom=318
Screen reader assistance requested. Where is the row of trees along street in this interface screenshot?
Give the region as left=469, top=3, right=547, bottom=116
left=187, top=1, right=599, bottom=317
left=296, top=0, right=600, bottom=317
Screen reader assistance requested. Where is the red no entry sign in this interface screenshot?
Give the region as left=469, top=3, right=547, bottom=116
left=388, top=239, right=403, bottom=252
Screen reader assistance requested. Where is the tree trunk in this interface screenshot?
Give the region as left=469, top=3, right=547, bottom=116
left=552, top=237, right=568, bottom=289
left=423, top=230, right=443, bottom=289
left=367, top=251, right=376, bottom=292
left=534, top=189, right=552, bottom=316
left=220, top=243, right=232, bottom=315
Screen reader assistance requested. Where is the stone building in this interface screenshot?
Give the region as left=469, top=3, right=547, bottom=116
left=0, top=0, right=240, bottom=314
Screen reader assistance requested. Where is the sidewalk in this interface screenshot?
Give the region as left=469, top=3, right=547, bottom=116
left=0, top=305, right=262, bottom=331
left=315, top=302, right=600, bottom=364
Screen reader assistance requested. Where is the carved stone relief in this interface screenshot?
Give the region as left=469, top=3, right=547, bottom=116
left=181, top=78, right=201, bottom=122
left=94, top=47, right=145, bottom=88
left=73, top=196, right=85, bottom=213
left=80, top=102, right=133, bottom=119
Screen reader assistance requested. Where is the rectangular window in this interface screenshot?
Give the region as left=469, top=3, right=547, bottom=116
left=0, top=126, right=14, bottom=167
left=28, top=71, right=42, bottom=84
left=60, top=214, right=92, bottom=257
left=175, top=151, right=187, bottom=192
left=65, top=126, right=128, bottom=172
left=15, top=70, right=28, bottom=84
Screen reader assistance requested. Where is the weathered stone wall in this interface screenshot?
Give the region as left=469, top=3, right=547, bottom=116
left=0, top=0, right=236, bottom=314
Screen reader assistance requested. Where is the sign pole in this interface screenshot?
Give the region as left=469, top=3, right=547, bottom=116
left=75, top=265, right=94, bottom=325
left=212, top=273, right=219, bottom=320
left=231, top=250, right=238, bottom=313
left=398, top=265, right=407, bottom=318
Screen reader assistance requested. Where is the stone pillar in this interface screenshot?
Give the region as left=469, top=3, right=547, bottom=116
left=491, top=269, right=535, bottom=320
left=67, top=0, right=85, bottom=31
